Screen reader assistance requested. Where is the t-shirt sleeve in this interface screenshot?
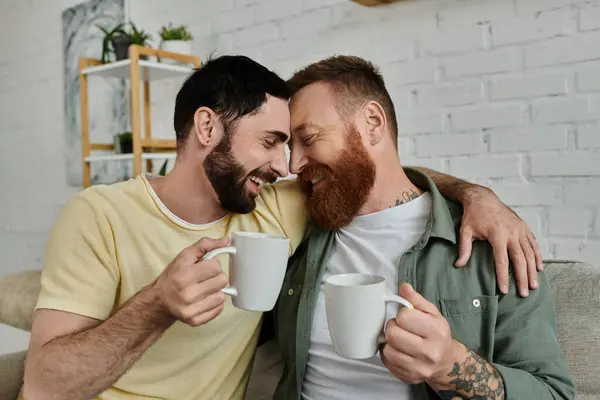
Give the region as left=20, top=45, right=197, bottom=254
left=256, top=178, right=309, bottom=256
left=35, top=192, right=120, bottom=321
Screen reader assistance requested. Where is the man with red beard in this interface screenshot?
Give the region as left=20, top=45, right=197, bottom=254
left=23, top=54, right=543, bottom=400
left=272, top=56, right=575, bottom=400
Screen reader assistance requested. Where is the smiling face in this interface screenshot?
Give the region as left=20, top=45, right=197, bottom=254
left=289, top=82, right=376, bottom=230
left=173, top=55, right=292, bottom=214
left=204, top=95, right=290, bottom=214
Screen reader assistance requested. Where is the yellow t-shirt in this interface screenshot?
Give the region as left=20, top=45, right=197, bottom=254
left=33, top=174, right=308, bottom=400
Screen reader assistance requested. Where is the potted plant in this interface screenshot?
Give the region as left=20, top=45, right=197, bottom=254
left=126, top=22, right=153, bottom=59
left=96, top=23, right=126, bottom=63
left=113, top=131, right=133, bottom=154
left=158, top=23, right=193, bottom=64
left=97, top=22, right=152, bottom=62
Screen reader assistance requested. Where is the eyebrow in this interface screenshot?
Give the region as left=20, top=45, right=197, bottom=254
left=292, top=122, right=321, bottom=135
left=292, top=122, right=323, bottom=142
left=265, top=130, right=290, bottom=143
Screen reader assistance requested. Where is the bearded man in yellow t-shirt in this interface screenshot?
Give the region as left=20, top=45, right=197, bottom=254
left=21, top=55, right=541, bottom=400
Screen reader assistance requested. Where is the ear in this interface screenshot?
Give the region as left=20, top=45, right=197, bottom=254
left=364, top=100, right=387, bottom=147
left=193, top=107, right=221, bottom=148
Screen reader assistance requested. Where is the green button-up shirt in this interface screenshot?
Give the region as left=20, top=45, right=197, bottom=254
left=271, top=168, right=575, bottom=400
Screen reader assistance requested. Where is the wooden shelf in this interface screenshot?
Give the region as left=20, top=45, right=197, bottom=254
left=141, top=139, right=176, bottom=149
left=90, top=139, right=177, bottom=151
left=79, top=45, right=201, bottom=188
left=81, top=59, right=194, bottom=81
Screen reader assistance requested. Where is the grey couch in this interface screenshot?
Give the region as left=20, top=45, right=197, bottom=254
left=1, top=260, right=599, bottom=399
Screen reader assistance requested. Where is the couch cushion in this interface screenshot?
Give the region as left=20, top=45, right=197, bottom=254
left=0, top=270, right=41, bottom=331
left=545, top=260, right=600, bottom=400
left=0, top=351, right=25, bottom=400
left=247, top=339, right=284, bottom=400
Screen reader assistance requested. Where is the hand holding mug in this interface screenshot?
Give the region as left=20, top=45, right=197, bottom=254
left=153, top=237, right=230, bottom=327
left=324, top=273, right=413, bottom=360
left=380, top=283, right=458, bottom=385
left=153, top=232, right=290, bottom=327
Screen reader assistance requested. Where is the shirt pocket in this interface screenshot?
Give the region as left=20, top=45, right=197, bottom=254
left=439, top=295, right=499, bottom=360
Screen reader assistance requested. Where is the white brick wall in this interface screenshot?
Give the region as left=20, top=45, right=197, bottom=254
left=1, top=0, right=600, bottom=290
left=491, top=9, right=575, bottom=47
left=549, top=208, right=593, bottom=237
left=579, top=3, right=600, bottom=32
left=489, top=72, right=568, bottom=100
left=578, top=125, right=600, bottom=148
left=443, top=48, right=520, bottom=79
left=449, top=155, right=522, bottom=180
left=488, top=127, right=568, bottom=152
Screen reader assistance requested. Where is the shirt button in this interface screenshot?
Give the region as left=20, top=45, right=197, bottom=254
left=288, top=288, right=294, bottom=295
left=473, top=299, right=481, bottom=308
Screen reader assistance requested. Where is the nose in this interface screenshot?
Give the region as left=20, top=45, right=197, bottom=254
left=270, top=147, right=289, bottom=178
left=289, top=142, right=308, bottom=175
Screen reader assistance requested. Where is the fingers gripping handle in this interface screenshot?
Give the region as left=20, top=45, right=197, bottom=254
left=377, top=292, right=414, bottom=345
left=202, top=247, right=238, bottom=297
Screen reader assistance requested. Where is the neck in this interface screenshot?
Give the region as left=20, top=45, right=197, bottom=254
left=358, top=152, right=423, bottom=216
left=148, top=159, right=228, bottom=225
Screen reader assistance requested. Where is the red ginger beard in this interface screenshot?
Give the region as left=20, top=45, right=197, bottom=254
left=299, top=124, right=376, bottom=230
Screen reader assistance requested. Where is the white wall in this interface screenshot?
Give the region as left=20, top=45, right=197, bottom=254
left=1, top=0, right=600, bottom=273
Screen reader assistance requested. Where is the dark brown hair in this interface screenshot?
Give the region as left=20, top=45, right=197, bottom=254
left=174, top=55, right=289, bottom=152
left=287, top=55, right=398, bottom=146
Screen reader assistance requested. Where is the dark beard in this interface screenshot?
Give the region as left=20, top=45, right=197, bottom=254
left=299, top=125, right=376, bottom=230
left=203, top=128, right=276, bottom=214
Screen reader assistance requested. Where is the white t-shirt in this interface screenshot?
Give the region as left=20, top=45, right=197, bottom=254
left=301, top=192, right=432, bottom=400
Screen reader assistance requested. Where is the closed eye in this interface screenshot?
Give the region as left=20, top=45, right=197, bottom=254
left=302, top=134, right=317, bottom=146
left=264, top=130, right=289, bottom=148
left=264, top=139, right=277, bottom=148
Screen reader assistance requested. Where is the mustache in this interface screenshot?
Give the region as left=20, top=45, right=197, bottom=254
left=299, top=164, right=333, bottom=183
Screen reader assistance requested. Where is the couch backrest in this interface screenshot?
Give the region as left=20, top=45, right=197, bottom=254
left=0, top=270, right=41, bottom=331
left=544, top=260, right=600, bottom=400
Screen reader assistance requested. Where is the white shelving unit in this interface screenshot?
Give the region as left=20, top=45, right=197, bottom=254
left=81, top=58, right=194, bottom=81
left=84, top=152, right=178, bottom=163
left=78, top=45, right=201, bottom=188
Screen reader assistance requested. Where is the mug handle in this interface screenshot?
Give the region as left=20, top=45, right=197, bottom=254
left=383, top=292, right=414, bottom=310
left=377, top=291, right=414, bottom=345
left=202, top=247, right=238, bottom=297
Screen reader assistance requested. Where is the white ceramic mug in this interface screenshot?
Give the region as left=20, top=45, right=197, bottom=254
left=324, top=273, right=414, bottom=359
left=202, top=232, right=290, bottom=312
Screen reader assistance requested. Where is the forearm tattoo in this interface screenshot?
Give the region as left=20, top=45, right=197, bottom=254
left=437, top=349, right=505, bottom=400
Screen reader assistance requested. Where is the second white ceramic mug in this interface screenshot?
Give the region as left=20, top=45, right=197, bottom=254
left=202, top=231, right=290, bottom=312
left=324, top=273, right=414, bottom=359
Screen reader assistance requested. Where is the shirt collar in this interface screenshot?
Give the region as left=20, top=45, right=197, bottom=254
left=403, top=167, right=457, bottom=246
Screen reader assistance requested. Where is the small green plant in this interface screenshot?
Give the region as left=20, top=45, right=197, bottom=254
left=97, top=22, right=152, bottom=62
left=96, top=23, right=126, bottom=63
left=159, top=23, right=193, bottom=41
left=128, top=21, right=153, bottom=45
left=114, top=131, right=133, bottom=154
